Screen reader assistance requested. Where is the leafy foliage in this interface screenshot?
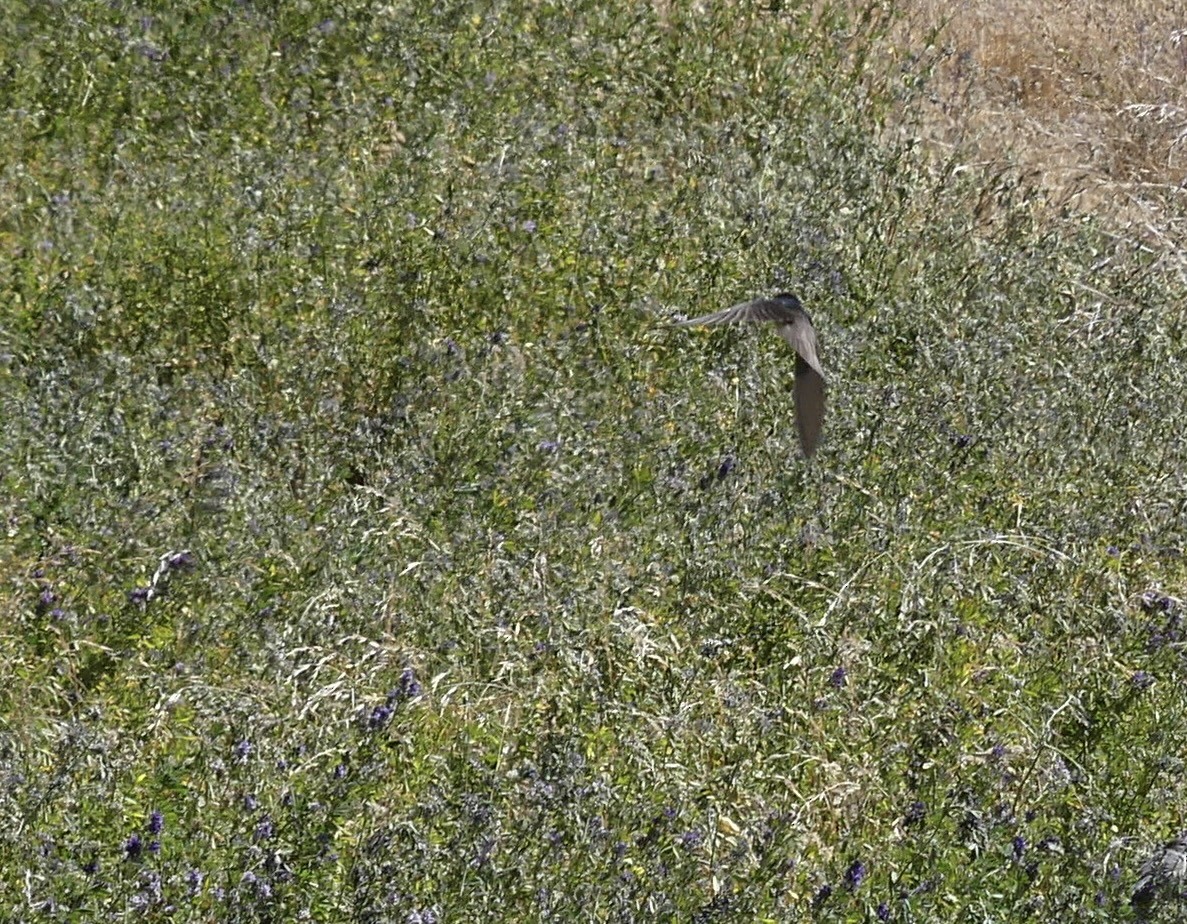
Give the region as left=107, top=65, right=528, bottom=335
left=2, top=0, right=1187, bottom=920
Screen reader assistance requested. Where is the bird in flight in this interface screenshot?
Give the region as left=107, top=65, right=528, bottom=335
left=675, top=293, right=826, bottom=457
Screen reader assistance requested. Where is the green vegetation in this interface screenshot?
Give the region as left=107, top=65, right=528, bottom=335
left=3, top=1, right=1186, bottom=920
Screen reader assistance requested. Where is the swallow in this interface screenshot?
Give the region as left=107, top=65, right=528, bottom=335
left=675, top=292, right=826, bottom=457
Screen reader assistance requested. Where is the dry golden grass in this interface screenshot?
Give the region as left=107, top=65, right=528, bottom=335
left=897, top=0, right=1187, bottom=253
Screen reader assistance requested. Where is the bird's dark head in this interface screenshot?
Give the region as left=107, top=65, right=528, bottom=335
left=772, top=292, right=803, bottom=309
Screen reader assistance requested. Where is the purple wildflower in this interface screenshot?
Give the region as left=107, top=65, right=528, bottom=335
left=1141, top=590, right=1174, bottom=613
left=124, top=834, right=143, bottom=860
left=241, top=870, right=272, bottom=899
left=904, top=801, right=926, bottom=826
left=148, top=810, right=164, bottom=835
left=829, top=666, right=848, bottom=688
left=1131, top=670, right=1154, bottom=691
left=368, top=703, right=394, bottom=730
left=845, top=859, right=867, bottom=890
left=390, top=667, right=421, bottom=701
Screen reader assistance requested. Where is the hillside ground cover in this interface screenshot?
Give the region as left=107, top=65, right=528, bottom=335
left=3, top=0, right=1187, bottom=920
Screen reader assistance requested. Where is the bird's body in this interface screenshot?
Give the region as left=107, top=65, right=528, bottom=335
left=676, top=293, right=826, bottom=457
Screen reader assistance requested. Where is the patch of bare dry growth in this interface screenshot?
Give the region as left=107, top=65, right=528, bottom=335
left=892, top=1, right=1187, bottom=253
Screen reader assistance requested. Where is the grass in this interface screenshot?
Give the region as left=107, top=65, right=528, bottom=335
left=2, top=0, right=1187, bottom=920
left=899, top=0, right=1187, bottom=243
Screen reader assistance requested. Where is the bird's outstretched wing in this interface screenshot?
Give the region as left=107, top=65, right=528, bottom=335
left=777, top=311, right=825, bottom=380
left=675, top=298, right=806, bottom=328
left=677, top=297, right=826, bottom=380
left=793, top=358, right=826, bottom=457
